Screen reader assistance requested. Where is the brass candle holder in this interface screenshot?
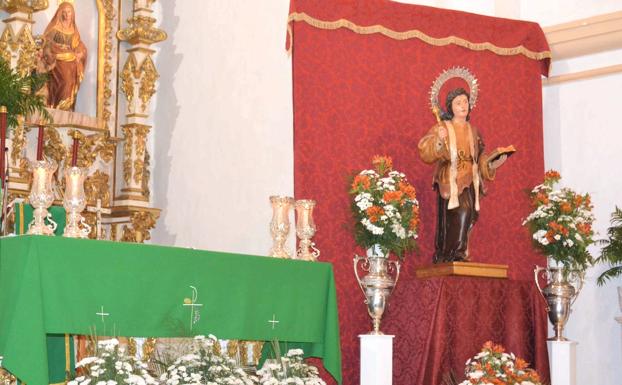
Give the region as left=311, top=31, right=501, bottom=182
left=63, top=166, right=91, bottom=238
left=295, top=199, right=320, bottom=261
left=27, top=159, right=58, bottom=235
left=269, top=195, right=294, bottom=258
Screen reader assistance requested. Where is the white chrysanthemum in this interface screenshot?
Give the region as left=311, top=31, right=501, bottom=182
left=563, top=239, right=574, bottom=247
left=362, top=218, right=384, bottom=235
left=391, top=221, right=406, bottom=239
left=76, top=357, right=99, bottom=368
left=468, top=370, right=484, bottom=379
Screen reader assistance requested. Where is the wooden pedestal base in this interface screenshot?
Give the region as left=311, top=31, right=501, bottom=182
left=415, top=261, right=508, bottom=279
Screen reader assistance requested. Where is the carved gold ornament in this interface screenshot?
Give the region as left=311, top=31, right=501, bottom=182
left=117, top=14, right=167, bottom=45
left=121, top=210, right=158, bottom=243
left=133, top=159, right=144, bottom=185
left=122, top=126, right=133, bottom=185
left=84, top=170, right=111, bottom=207
left=139, top=56, right=158, bottom=112
left=44, top=126, right=67, bottom=164
left=120, top=54, right=136, bottom=105
left=0, top=0, right=48, bottom=13
left=96, top=0, right=116, bottom=130
left=15, top=25, right=37, bottom=76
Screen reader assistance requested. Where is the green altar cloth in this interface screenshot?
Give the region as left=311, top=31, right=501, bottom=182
left=0, top=236, right=342, bottom=385
left=14, top=203, right=66, bottom=236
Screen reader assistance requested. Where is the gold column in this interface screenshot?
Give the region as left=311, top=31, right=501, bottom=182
left=114, top=0, right=165, bottom=242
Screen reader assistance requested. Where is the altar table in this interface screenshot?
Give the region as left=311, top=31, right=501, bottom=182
left=0, top=236, right=342, bottom=385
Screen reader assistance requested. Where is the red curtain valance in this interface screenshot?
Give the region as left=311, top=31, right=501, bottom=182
left=288, top=0, right=551, bottom=75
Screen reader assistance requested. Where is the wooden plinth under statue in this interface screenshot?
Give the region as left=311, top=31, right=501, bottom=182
left=415, top=261, right=508, bottom=279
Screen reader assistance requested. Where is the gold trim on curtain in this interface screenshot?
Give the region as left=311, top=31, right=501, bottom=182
left=287, top=12, right=551, bottom=61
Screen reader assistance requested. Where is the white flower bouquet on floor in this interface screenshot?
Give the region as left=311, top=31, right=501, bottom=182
left=69, top=338, right=158, bottom=385
left=159, top=335, right=257, bottom=385
left=257, top=347, right=326, bottom=385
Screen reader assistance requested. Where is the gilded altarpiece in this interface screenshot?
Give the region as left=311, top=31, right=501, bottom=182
left=0, top=0, right=162, bottom=242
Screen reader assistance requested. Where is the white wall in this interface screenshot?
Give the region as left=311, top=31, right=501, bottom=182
left=544, top=52, right=622, bottom=385
left=151, top=1, right=293, bottom=255
left=151, top=0, right=622, bottom=383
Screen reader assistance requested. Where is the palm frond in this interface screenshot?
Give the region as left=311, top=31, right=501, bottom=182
left=596, top=206, right=622, bottom=286
left=0, top=57, right=51, bottom=130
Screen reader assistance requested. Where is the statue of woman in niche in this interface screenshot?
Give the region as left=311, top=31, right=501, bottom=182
left=40, top=1, right=87, bottom=111
left=418, top=83, right=514, bottom=264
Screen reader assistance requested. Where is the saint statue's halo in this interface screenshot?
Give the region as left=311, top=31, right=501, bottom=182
left=429, top=66, right=479, bottom=113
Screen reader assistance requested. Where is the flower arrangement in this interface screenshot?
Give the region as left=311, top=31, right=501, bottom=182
left=349, top=155, right=420, bottom=259
left=459, top=341, right=542, bottom=385
left=69, top=338, right=158, bottom=385
left=257, top=347, right=325, bottom=385
left=522, top=170, right=595, bottom=271
left=159, top=335, right=257, bottom=385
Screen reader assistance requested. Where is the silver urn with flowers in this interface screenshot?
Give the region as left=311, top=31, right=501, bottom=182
left=534, top=265, right=585, bottom=341
left=350, top=156, right=420, bottom=334
left=354, top=245, right=401, bottom=334
left=524, top=170, right=595, bottom=341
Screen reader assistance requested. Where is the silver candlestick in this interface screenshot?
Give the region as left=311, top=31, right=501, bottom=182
left=269, top=195, right=294, bottom=258
left=295, top=199, right=320, bottom=261
left=27, top=159, right=57, bottom=235
left=63, top=166, right=91, bottom=238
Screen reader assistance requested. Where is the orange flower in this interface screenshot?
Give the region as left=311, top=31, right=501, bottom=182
left=584, top=194, right=592, bottom=208
left=372, top=155, right=393, bottom=174
left=366, top=206, right=385, bottom=223
left=544, top=169, right=561, bottom=182
left=573, top=195, right=583, bottom=207
left=399, top=181, right=417, bottom=200
left=383, top=190, right=403, bottom=203
left=352, top=174, right=371, bottom=191
left=409, top=206, right=420, bottom=230
left=560, top=202, right=572, bottom=214
left=545, top=230, right=556, bottom=244
left=535, top=192, right=549, bottom=206
left=577, top=223, right=592, bottom=235
left=515, top=357, right=529, bottom=370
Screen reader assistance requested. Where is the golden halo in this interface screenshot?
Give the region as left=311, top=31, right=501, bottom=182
left=429, top=66, right=479, bottom=114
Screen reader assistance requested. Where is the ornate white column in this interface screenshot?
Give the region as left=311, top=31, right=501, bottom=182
left=114, top=0, right=165, bottom=242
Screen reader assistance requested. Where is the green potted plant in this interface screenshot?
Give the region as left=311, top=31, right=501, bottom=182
left=597, top=206, right=622, bottom=286
left=0, top=57, right=50, bottom=129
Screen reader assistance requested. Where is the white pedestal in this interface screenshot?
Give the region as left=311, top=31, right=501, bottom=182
left=359, top=334, right=394, bottom=385
left=547, top=340, right=577, bottom=385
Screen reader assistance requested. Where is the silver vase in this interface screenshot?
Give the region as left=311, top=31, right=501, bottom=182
left=354, top=245, right=401, bottom=335
left=534, top=266, right=584, bottom=341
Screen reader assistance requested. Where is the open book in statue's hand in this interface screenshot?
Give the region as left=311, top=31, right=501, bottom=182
left=486, top=145, right=516, bottom=170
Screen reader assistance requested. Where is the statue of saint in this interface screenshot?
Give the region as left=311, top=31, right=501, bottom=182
left=418, top=87, right=513, bottom=263
left=40, top=2, right=87, bottom=111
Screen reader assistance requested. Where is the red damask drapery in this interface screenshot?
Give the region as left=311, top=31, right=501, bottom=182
left=289, top=1, right=551, bottom=384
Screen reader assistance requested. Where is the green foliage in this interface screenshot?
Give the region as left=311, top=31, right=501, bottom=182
left=0, top=57, right=50, bottom=130
left=597, top=206, right=622, bottom=286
